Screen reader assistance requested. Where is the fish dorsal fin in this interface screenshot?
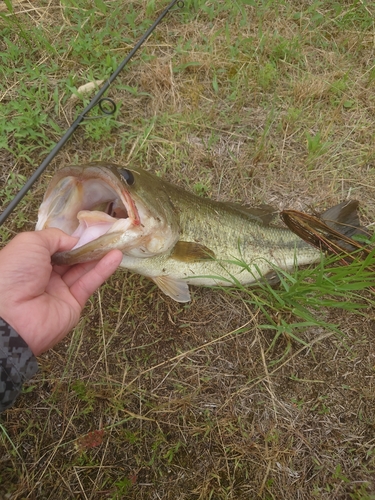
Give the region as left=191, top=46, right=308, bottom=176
left=152, top=276, right=191, bottom=303
left=170, top=241, right=215, bottom=262
left=225, top=203, right=277, bottom=225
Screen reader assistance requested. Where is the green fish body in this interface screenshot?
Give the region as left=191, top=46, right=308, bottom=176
left=36, top=163, right=352, bottom=302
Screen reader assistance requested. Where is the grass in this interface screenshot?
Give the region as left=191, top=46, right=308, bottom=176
left=1, top=0, right=375, bottom=498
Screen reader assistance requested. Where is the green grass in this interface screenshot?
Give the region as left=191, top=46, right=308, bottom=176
left=1, top=0, right=375, bottom=498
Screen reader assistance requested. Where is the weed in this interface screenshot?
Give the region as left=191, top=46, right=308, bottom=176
left=257, top=62, right=278, bottom=90
left=0, top=172, right=30, bottom=241
left=71, top=380, right=96, bottom=414
left=193, top=181, right=210, bottom=196
left=113, top=476, right=134, bottom=497
left=306, top=130, right=332, bottom=165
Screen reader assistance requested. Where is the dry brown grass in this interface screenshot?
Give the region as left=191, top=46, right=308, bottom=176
left=1, top=0, right=375, bottom=498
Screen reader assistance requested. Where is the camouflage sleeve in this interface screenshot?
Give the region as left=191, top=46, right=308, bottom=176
left=0, top=318, right=38, bottom=412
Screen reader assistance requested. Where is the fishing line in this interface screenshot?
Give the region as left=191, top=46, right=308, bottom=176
left=0, top=0, right=184, bottom=226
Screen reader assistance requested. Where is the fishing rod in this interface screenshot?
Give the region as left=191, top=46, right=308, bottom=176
left=0, top=0, right=184, bottom=226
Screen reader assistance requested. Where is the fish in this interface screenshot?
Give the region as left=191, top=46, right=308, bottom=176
left=36, top=162, right=364, bottom=302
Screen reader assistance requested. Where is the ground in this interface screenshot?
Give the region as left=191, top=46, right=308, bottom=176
left=1, top=0, right=375, bottom=498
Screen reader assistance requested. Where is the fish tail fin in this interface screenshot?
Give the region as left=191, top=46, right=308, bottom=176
left=320, top=201, right=366, bottom=241
left=280, top=200, right=370, bottom=254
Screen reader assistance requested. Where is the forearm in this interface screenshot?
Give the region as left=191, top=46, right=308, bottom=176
left=0, top=318, right=38, bottom=413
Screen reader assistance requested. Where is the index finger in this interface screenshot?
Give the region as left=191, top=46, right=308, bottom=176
left=69, top=250, right=123, bottom=307
left=54, top=259, right=100, bottom=285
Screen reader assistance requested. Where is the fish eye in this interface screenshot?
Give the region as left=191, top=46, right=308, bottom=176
left=119, top=169, right=135, bottom=185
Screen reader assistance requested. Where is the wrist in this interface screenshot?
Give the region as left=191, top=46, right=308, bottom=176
left=0, top=311, right=33, bottom=353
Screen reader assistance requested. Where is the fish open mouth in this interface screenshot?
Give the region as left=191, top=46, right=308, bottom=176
left=36, top=165, right=140, bottom=252
left=69, top=193, right=134, bottom=250
left=36, top=163, right=180, bottom=266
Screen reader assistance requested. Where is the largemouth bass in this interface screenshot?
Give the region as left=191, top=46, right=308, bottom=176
left=36, top=163, right=362, bottom=302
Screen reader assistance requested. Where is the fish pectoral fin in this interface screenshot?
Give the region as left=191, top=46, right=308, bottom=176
left=170, top=241, right=215, bottom=262
left=152, top=276, right=191, bottom=303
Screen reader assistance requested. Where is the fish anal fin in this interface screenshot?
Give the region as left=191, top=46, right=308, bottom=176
left=152, top=275, right=191, bottom=303
left=170, top=241, right=215, bottom=262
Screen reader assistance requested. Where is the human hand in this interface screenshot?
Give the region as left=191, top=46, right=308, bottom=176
left=0, top=229, right=123, bottom=356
